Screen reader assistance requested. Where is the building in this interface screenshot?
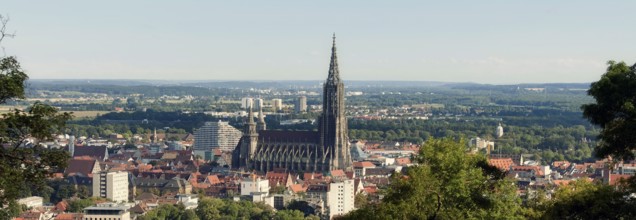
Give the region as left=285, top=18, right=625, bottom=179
left=306, top=179, right=355, bottom=219
left=194, top=121, right=242, bottom=159
left=241, top=175, right=270, bottom=196
left=469, top=137, right=495, bottom=152
left=83, top=203, right=131, bottom=220
left=496, top=123, right=504, bottom=138
left=254, top=98, right=264, bottom=110
left=93, top=170, right=129, bottom=202
left=233, top=35, right=353, bottom=172
left=271, top=99, right=283, bottom=111
left=17, top=196, right=43, bottom=209
left=241, top=97, right=254, bottom=109
left=295, top=96, right=307, bottom=113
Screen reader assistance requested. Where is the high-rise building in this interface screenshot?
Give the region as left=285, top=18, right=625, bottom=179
left=92, top=170, right=129, bottom=203
left=254, top=98, right=264, bottom=110
left=194, top=121, right=242, bottom=158
left=306, top=179, right=355, bottom=219
left=271, top=99, right=283, bottom=111
left=295, top=96, right=307, bottom=113
left=233, top=35, right=352, bottom=172
left=241, top=97, right=254, bottom=109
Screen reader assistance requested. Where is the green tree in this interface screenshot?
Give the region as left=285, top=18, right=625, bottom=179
left=339, top=138, right=524, bottom=220
left=540, top=179, right=636, bottom=219
left=582, top=60, right=636, bottom=160
left=0, top=16, right=72, bottom=215
left=274, top=210, right=305, bottom=220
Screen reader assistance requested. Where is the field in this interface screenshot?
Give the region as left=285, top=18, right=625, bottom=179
left=65, top=111, right=113, bottom=119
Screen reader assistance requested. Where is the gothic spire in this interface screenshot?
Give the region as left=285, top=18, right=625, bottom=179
left=248, top=106, right=255, bottom=124
left=327, top=33, right=340, bottom=84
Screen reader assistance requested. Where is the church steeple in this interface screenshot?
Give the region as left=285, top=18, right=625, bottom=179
left=257, top=105, right=266, bottom=131
left=320, top=34, right=352, bottom=170
left=245, top=106, right=256, bottom=135
left=327, top=33, right=340, bottom=85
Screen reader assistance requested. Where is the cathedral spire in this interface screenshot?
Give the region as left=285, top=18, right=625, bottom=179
left=247, top=106, right=255, bottom=124
left=327, top=33, right=340, bottom=84
left=257, top=105, right=266, bottom=131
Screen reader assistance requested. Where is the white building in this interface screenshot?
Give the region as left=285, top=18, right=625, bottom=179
left=241, top=176, right=270, bottom=196
left=194, top=121, right=243, bottom=159
left=469, top=137, right=495, bottom=151
left=17, top=196, right=43, bottom=209
left=271, top=99, right=283, bottom=111
left=93, top=170, right=129, bottom=202
left=496, top=123, right=504, bottom=138
left=177, top=194, right=199, bottom=209
left=306, top=179, right=355, bottom=219
left=241, top=97, right=254, bottom=109
left=83, top=203, right=132, bottom=220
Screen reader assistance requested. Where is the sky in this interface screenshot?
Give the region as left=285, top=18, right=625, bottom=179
left=2, top=1, right=635, bottom=84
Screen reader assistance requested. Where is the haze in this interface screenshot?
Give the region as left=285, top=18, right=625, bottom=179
left=2, top=1, right=635, bottom=84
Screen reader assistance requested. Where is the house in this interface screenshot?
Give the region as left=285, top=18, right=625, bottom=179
left=488, top=158, right=514, bottom=171
left=353, top=161, right=376, bottom=177
left=73, top=146, right=109, bottom=161
left=64, top=158, right=100, bottom=177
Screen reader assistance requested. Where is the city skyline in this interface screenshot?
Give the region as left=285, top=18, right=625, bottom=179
left=2, top=1, right=636, bottom=84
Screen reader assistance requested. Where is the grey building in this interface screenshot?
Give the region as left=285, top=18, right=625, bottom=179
left=194, top=121, right=242, bottom=159
left=295, top=96, right=307, bottom=113
left=233, top=35, right=352, bottom=172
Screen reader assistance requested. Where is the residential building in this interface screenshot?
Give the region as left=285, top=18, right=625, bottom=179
left=194, top=121, right=242, bottom=159
left=93, top=170, right=129, bottom=202
left=83, top=203, right=131, bottom=220
left=241, top=97, right=253, bottom=109
left=295, top=96, right=307, bottom=113
left=306, top=179, right=355, bottom=219
left=271, top=99, right=283, bottom=111
left=241, top=176, right=270, bottom=196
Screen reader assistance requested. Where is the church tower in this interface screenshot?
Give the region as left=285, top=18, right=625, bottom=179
left=257, top=105, right=267, bottom=131
left=319, top=34, right=352, bottom=170
left=237, top=106, right=259, bottom=170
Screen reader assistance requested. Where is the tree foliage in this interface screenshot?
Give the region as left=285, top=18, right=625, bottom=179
left=339, top=138, right=524, bottom=220
left=538, top=179, right=636, bottom=219
left=582, top=60, right=636, bottom=160
left=0, top=20, right=72, bottom=212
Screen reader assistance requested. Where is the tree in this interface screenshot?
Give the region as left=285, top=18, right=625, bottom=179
left=274, top=210, right=305, bottom=220
left=540, top=179, right=636, bottom=219
left=0, top=15, right=72, bottom=215
left=339, top=138, right=524, bottom=220
left=582, top=60, right=636, bottom=160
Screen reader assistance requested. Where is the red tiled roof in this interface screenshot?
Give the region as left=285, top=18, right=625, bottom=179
left=206, top=175, right=221, bottom=185
left=303, top=172, right=322, bottom=180
left=331, top=169, right=346, bottom=178
left=395, top=157, right=411, bottom=165
left=55, top=213, right=83, bottom=220
left=488, top=158, right=514, bottom=171
left=290, top=184, right=306, bottom=193
left=353, top=161, right=375, bottom=168
left=609, top=174, right=632, bottom=186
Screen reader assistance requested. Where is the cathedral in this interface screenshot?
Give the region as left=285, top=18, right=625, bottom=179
left=232, top=35, right=352, bottom=172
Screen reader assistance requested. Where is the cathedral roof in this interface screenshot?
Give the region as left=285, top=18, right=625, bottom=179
left=258, top=130, right=320, bottom=143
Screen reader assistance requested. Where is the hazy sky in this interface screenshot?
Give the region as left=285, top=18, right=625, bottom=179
left=2, top=1, right=635, bottom=84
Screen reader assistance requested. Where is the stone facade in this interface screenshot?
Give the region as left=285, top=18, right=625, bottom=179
left=233, top=36, right=352, bottom=172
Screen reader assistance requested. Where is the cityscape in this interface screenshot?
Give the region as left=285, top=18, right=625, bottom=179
left=2, top=1, right=636, bottom=220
